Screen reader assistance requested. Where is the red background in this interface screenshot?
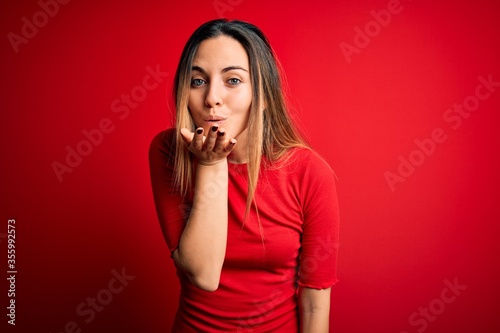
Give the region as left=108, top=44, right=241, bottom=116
left=1, top=0, right=499, bottom=332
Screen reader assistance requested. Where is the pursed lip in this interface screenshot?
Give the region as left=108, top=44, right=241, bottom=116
left=204, top=116, right=228, bottom=125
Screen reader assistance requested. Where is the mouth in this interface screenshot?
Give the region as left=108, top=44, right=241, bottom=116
left=204, top=117, right=228, bottom=126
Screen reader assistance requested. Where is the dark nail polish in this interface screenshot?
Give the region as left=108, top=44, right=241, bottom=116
left=211, top=125, right=218, bottom=132
left=218, top=131, right=225, bottom=137
left=196, top=128, right=203, bottom=135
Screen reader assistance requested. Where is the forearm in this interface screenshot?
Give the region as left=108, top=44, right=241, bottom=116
left=299, top=287, right=331, bottom=333
left=300, top=309, right=330, bottom=333
left=174, top=160, right=228, bottom=291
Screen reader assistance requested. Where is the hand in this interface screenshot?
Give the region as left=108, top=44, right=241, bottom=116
left=180, top=126, right=237, bottom=166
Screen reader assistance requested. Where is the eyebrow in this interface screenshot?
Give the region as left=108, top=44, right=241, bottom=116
left=191, top=65, right=248, bottom=74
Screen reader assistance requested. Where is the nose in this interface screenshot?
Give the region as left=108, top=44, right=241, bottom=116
left=204, top=82, right=223, bottom=108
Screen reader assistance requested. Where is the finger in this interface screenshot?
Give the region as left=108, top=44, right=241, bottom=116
left=224, top=138, right=237, bottom=153
left=203, top=125, right=219, bottom=152
left=180, top=128, right=195, bottom=144
left=214, top=128, right=227, bottom=153
left=191, top=127, right=204, bottom=150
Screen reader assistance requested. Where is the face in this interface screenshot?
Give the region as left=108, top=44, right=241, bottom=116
left=188, top=35, right=252, bottom=142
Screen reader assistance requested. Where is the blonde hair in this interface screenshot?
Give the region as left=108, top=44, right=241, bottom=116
left=173, top=19, right=308, bottom=220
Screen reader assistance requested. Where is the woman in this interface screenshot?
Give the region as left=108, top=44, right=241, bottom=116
left=149, top=19, right=339, bottom=332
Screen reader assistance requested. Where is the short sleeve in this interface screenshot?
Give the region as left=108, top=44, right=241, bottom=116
left=149, top=129, right=189, bottom=254
left=297, top=151, right=340, bottom=289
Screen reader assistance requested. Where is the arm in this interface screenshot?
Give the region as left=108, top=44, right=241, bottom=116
left=173, top=160, right=228, bottom=291
left=297, top=151, right=339, bottom=332
left=173, top=126, right=236, bottom=291
left=299, top=287, right=332, bottom=333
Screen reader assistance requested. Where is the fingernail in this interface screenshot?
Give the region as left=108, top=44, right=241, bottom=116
left=230, top=139, right=236, bottom=144
left=218, top=130, right=225, bottom=137
left=211, top=125, right=218, bottom=132
left=196, top=128, right=203, bottom=135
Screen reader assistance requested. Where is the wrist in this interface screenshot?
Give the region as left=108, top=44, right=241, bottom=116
left=197, top=158, right=227, bottom=167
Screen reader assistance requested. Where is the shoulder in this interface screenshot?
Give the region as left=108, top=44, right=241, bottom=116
left=149, top=128, right=176, bottom=152
left=278, top=148, right=338, bottom=215
left=150, top=128, right=176, bottom=148
left=149, top=128, right=177, bottom=162
left=285, top=148, right=335, bottom=179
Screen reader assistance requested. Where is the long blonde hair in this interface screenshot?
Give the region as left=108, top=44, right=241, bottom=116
left=173, top=19, right=308, bottom=219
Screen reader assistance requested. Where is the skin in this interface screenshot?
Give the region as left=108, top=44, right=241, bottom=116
left=175, top=35, right=331, bottom=332
left=299, top=287, right=332, bottom=332
left=183, top=34, right=252, bottom=164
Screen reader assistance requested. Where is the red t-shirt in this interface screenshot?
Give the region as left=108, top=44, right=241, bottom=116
left=149, top=129, right=339, bottom=332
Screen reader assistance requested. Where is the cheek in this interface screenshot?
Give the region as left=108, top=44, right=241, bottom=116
left=188, top=92, right=204, bottom=117
left=187, top=91, right=197, bottom=109
left=229, top=89, right=252, bottom=115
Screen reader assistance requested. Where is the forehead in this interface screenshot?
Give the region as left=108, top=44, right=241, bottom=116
left=193, top=35, right=249, bottom=69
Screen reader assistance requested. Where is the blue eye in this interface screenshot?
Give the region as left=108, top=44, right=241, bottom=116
left=191, top=78, right=205, bottom=87
left=227, top=78, right=242, bottom=85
